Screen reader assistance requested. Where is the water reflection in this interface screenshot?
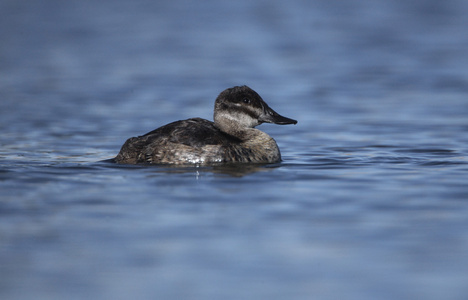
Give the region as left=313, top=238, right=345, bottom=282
left=101, top=159, right=277, bottom=177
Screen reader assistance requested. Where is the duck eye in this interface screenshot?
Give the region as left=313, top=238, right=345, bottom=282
left=243, top=98, right=250, bottom=104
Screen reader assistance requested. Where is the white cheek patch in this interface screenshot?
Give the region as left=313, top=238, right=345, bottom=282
left=224, top=111, right=258, bottom=128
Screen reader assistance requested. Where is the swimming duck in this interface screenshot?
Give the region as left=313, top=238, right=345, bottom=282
left=114, top=85, right=297, bottom=164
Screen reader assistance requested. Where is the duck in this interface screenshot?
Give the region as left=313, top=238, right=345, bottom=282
left=114, top=85, right=297, bottom=165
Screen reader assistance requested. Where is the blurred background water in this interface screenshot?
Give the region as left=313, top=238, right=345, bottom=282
left=1, top=0, right=468, bottom=299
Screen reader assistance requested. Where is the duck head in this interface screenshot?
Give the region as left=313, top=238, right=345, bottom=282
left=213, top=86, right=297, bottom=134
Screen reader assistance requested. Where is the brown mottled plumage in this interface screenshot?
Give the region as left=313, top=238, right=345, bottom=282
left=114, top=86, right=297, bottom=165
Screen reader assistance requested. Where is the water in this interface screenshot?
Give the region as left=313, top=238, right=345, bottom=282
left=1, top=0, right=468, bottom=299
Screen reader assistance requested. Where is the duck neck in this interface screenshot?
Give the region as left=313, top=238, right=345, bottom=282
left=214, top=115, right=281, bottom=162
left=214, top=116, right=252, bottom=141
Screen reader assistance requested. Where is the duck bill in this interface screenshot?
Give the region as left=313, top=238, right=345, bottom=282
left=259, top=105, right=297, bottom=125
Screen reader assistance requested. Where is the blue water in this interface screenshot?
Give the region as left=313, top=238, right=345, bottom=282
left=1, top=0, right=468, bottom=299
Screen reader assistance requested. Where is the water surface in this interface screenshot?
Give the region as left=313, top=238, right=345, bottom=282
left=1, top=0, right=468, bottom=299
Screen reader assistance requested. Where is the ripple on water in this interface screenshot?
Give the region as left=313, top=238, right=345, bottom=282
left=1, top=0, right=468, bottom=299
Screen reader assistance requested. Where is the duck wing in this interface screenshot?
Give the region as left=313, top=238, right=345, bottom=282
left=115, top=118, right=240, bottom=164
